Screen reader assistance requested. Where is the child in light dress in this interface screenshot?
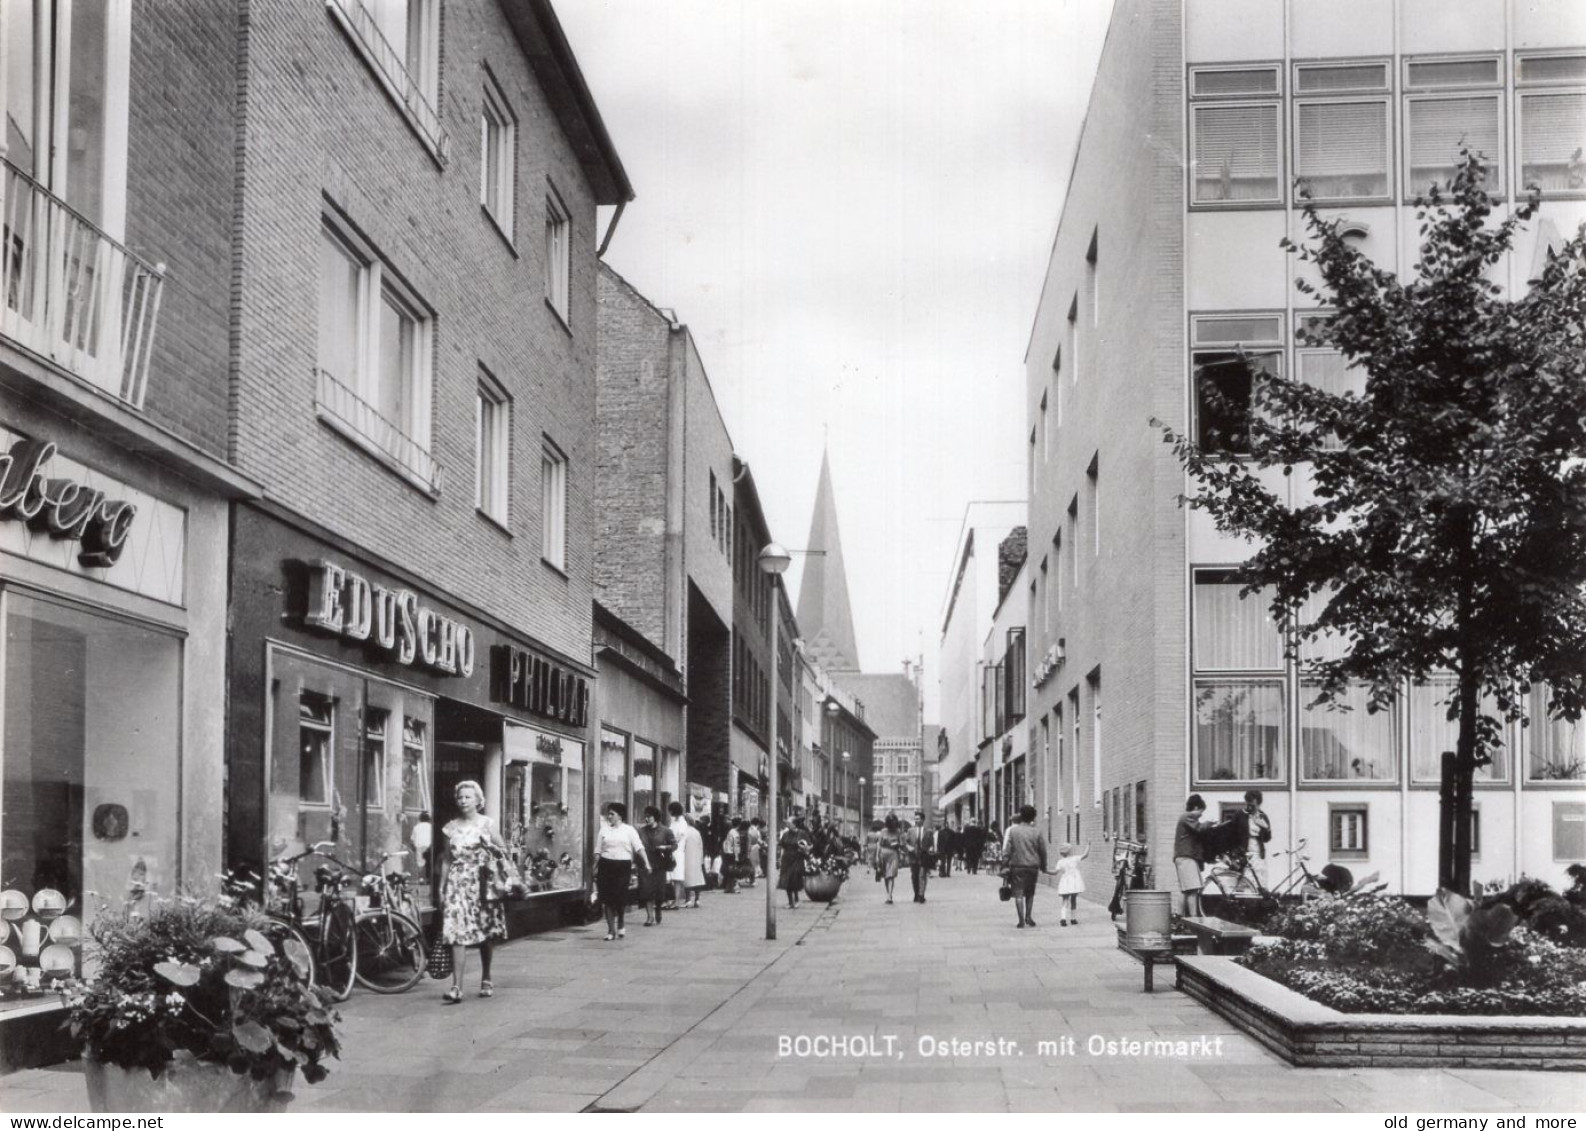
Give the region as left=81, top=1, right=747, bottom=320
left=1054, top=842, right=1091, bottom=926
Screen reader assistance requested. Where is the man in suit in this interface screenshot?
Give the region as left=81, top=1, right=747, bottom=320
left=905, top=812, right=934, bottom=903
left=962, top=820, right=986, bottom=874
left=936, top=822, right=956, bottom=878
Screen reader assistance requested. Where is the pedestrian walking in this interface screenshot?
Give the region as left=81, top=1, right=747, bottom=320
left=1002, top=804, right=1054, bottom=929
left=668, top=801, right=705, bottom=908
left=438, top=781, right=507, bottom=1004
left=1173, top=794, right=1209, bottom=918
left=721, top=819, right=742, bottom=894
left=905, top=811, right=933, bottom=903
left=963, top=820, right=985, bottom=875
left=594, top=803, right=649, bottom=940
left=778, top=819, right=809, bottom=909
left=937, top=823, right=955, bottom=878
left=863, top=819, right=882, bottom=874
left=638, top=806, right=677, bottom=927
left=1054, top=842, right=1091, bottom=925
left=746, top=818, right=764, bottom=885
left=876, top=814, right=902, bottom=904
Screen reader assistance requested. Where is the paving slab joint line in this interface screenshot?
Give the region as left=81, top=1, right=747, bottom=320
left=583, top=902, right=836, bottom=1112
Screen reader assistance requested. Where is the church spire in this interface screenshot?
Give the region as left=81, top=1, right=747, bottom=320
left=796, top=447, right=861, bottom=671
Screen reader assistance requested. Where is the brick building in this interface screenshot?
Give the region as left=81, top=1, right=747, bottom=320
left=1025, top=0, right=1586, bottom=900
left=222, top=0, right=631, bottom=934
left=593, top=263, right=737, bottom=831
left=0, top=1, right=258, bottom=1060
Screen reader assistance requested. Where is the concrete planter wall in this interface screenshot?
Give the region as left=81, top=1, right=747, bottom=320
left=1176, top=957, right=1586, bottom=1071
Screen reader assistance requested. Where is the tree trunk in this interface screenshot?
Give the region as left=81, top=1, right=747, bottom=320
left=1449, top=655, right=1480, bottom=897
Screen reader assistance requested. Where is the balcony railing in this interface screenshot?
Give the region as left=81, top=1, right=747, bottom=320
left=315, top=368, right=443, bottom=493
left=1, top=158, right=165, bottom=410
left=326, top=0, right=449, bottom=160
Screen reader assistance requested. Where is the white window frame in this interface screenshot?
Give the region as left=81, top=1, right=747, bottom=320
left=480, top=70, right=517, bottom=240
left=545, top=185, right=571, bottom=325
left=362, top=707, right=388, bottom=810
left=1329, top=804, right=1369, bottom=858
left=1191, top=312, right=1284, bottom=458
left=325, top=0, right=447, bottom=161
left=1188, top=64, right=1284, bottom=208
left=316, top=210, right=437, bottom=492
left=1402, top=54, right=1505, bottom=200
left=475, top=371, right=510, bottom=524
left=541, top=438, right=568, bottom=571
left=1295, top=311, right=1366, bottom=451
left=1292, top=60, right=1393, bottom=204
left=401, top=715, right=430, bottom=814
left=299, top=692, right=334, bottom=807
left=1515, top=52, right=1586, bottom=200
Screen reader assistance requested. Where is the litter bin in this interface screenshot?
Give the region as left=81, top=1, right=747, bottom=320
left=1124, top=890, right=1172, bottom=949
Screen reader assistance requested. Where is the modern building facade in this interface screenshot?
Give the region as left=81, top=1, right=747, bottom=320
left=223, top=0, right=631, bottom=936
left=1025, top=0, right=1586, bottom=898
left=979, top=532, right=1029, bottom=835
left=0, top=1, right=259, bottom=1058
left=934, top=501, right=1026, bottom=828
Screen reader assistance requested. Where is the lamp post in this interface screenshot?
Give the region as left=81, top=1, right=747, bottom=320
left=841, top=750, right=852, bottom=836
left=758, top=541, right=792, bottom=941
left=858, top=776, right=867, bottom=833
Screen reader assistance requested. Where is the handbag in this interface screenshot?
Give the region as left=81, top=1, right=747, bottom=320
left=425, top=924, right=453, bottom=979
left=999, top=878, right=1013, bottom=902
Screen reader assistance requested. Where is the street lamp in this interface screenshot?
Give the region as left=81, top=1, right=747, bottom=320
left=759, top=541, right=792, bottom=941
left=841, top=751, right=852, bottom=836
left=858, top=776, right=867, bottom=833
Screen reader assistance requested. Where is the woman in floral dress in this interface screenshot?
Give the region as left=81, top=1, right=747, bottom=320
left=440, top=780, right=507, bottom=1004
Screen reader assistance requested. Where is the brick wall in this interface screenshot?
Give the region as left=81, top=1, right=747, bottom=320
left=1024, top=0, right=1188, bottom=891
left=230, top=0, right=602, bottom=661
left=125, top=0, right=238, bottom=456
left=687, top=583, right=732, bottom=792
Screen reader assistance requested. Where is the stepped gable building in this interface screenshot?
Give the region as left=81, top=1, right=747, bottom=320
left=1024, top=0, right=1585, bottom=899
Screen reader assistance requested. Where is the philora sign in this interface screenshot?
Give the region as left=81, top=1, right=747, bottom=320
left=304, top=559, right=476, bottom=677
left=489, top=644, right=589, bottom=728
left=0, top=437, right=136, bottom=567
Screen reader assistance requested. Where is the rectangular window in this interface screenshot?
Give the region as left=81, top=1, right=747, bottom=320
left=1135, top=780, right=1147, bottom=841
left=1555, top=802, right=1586, bottom=862
left=362, top=708, right=387, bottom=809
left=1054, top=703, right=1065, bottom=813
left=1297, top=586, right=1399, bottom=781
left=1403, top=56, right=1504, bottom=197
left=401, top=716, right=429, bottom=813
left=1040, top=391, right=1050, bottom=461
left=1293, top=62, right=1391, bottom=202
left=1051, top=347, right=1063, bottom=428
left=541, top=441, right=567, bottom=570
left=600, top=728, right=628, bottom=814
left=1029, top=428, right=1038, bottom=497
left=475, top=375, right=509, bottom=523
left=1329, top=805, right=1368, bottom=858
left=1192, top=314, right=1283, bottom=456
left=1086, top=228, right=1099, bottom=327
left=1069, top=688, right=1081, bottom=814
left=1517, top=54, right=1586, bottom=197
left=1039, top=558, right=1050, bottom=634
left=1052, top=533, right=1062, bottom=612
left=326, top=0, right=443, bottom=155
left=1189, top=65, right=1282, bottom=205
left=545, top=187, right=571, bottom=324
left=1296, top=313, right=1366, bottom=450
left=481, top=73, right=517, bottom=239
left=1122, top=781, right=1133, bottom=840
left=300, top=692, right=333, bottom=805
left=1408, top=675, right=1508, bottom=783
left=1528, top=684, right=1586, bottom=781
left=1087, top=452, right=1099, bottom=556
left=1193, top=570, right=1285, bottom=783
left=1067, top=296, right=1080, bottom=386
left=1102, top=785, right=1111, bottom=838
left=316, top=215, right=436, bottom=491
left=1090, top=670, right=1102, bottom=806
left=1067, top=497, right=1079, bottom=592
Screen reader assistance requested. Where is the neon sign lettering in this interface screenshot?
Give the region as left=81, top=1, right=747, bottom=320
left=304, top=559, right=475, bottom=677
left=0, top=438, right=136, bottom=568
left=490, top=644, right=589, bottom=728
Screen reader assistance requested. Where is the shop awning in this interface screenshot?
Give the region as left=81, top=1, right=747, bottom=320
left=938, top=758, right=976, bottom=794
left=937, top=777, right=976, bottom=810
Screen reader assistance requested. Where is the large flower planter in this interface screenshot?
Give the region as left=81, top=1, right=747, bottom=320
left=85, top=1055, right=295, bottom=1113
left=803, top=874, right=843, bottom=902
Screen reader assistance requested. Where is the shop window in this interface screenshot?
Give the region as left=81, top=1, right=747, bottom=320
left=632, top=739, right=656, bottom=818
left=600, top=728, right=628, bottom=814
left=1408, top=675, right=1507, bottom=783
left=1403, top=56, right=1504, bottom=198
left=503, top=722, right=586, bottom=894
left=2, top=591, right=181, bottom=1010
left=1293, top=61, right=1392, bottom=202
left=299, top=693, right=333, bottom=806
left=1517, top=54, right=1586, bottom=197
left=362, top=709, right=387, bottom=809
left=1189, top=65, right=1282, bottom=205
left=1330, top=805, right=1368, bottom=858
left=1528, top=684, right=1585, bottom=781
left=400, top=716, right=429, bottom=813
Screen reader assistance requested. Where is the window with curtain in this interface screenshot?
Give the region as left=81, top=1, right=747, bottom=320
left=362, top=709, right=387, bottom=808
left=1408, top=675, right=1507, bottom=783
left=1192, top=104, right=1282, bottom=203
left=599, top=729, right=627, bottom=813
left=1517, top=55, right=1586, bottom=196
left=1293, top=62, right=1391, bottom=202
left=1528, top=684, right=1585, bottom=781
left=1194, top=570, right=1285, bottom=782
left=1403, top=57, right=1504, bottom=197
left=1296, top=587, right=1399, bottom=781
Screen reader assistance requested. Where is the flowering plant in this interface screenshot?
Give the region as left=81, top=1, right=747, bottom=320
left=804, top=851, right=851, bottom=880
left=61, top=894, right=341, bottom=1084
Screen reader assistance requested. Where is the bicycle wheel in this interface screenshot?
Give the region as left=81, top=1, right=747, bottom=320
left=354, top=911, right=426, bottom=993
left=310, top=900, right=358, bottom=1002
left=265, top=916, right=316, bottom=986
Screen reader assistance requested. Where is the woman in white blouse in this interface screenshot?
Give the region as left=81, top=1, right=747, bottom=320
left=593, top=803, right=648, bottom=941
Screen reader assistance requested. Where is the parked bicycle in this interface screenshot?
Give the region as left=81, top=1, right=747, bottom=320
left=267, top=842, right=359, bottom=1002
left=1203, top=836, right=1373, bottom=907
left=352, top=850, right=427, bottom=994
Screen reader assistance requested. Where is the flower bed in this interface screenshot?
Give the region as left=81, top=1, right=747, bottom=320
left=1237, top=877, right=1586, bottom=1017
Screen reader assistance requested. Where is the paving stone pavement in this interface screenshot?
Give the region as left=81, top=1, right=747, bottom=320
left=4, top=872, right=1583, bottom=1113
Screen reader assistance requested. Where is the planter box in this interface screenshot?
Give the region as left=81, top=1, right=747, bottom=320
left=803, top=875, right=843, bottom=902
left=1177, top=956, right=1586, bottom=1071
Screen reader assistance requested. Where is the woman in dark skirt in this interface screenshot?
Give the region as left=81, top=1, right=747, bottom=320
left=637, top=805, right=678, bottom=926
left=777, top=818, right=810, bottom=909
left=594, top=803, right=648, bottom=941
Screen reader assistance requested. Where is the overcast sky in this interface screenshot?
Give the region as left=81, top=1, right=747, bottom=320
left=559, top=1, right=1116, bottom=705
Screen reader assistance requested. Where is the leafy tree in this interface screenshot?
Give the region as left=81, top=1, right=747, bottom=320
left=1159, top=152, right=1586, bottom=894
